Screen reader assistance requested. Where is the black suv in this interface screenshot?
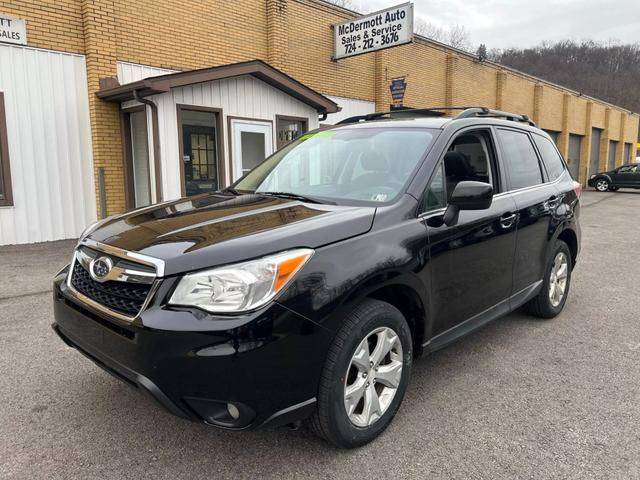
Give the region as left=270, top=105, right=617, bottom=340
left=588, top=163, right=640, bottom=191
left=52, top=107, right=581, bottom=448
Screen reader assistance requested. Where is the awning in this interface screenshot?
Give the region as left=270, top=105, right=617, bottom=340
left=97, top=59, right=340, bottom=115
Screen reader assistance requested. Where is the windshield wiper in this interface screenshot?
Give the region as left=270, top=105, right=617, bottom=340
left=257, top=191, right=336, bottom=205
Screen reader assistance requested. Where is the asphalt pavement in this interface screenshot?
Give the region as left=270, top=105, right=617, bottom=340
left=1, top=190, right=639, bottom=479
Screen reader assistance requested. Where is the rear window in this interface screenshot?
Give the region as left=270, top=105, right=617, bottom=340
left=497, top=129, right=544, bottom=190
left=533, top=134, right=566, bottom=181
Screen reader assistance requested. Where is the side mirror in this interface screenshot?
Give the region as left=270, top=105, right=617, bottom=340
left=443, top=181, right=493, bottom=226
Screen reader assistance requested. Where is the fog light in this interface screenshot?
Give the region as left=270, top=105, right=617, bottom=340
left=227, top=403, right=240, bottom=420
left=184, top=397, right=255, bottom=428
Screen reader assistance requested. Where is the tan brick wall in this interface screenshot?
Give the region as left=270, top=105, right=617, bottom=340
left=0, top=0, right=85, bottom=53
left=81, top=0, right=123, bottom=216
left=113, top=0, right=268, bottom=70
left=451, top=54, right=497, bottom=109
left=4, top=0, right=640, bottom=214
left=286, top=0, right=375, bottom=101
left=375, top=41, right=448, bottom=110
left=538, top=86, right=564, bottom=132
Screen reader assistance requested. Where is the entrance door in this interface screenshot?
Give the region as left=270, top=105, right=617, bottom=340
left=123, top=107, right=152, bottom=209
left=230, top=119, right=273, bottom=182
left=178, top=106, right=222, bottom=196
left=589, top=128, right=602, bottom=177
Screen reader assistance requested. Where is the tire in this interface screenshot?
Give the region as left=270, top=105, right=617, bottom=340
left=308, top=299, right=413, bottom=448
left=594, top=178, right=610, bottom=192
left=525, top=240, right=572, bottom=319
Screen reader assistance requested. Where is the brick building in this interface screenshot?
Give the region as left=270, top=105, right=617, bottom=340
left=0, top=0, right=638, bottom=244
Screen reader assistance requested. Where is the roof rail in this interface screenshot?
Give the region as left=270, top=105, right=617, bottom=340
left=336, top=106, right=537, bottom=126
left=336, top=106, right=479, bottom=125
left=455, top=107, right=537, bottom=126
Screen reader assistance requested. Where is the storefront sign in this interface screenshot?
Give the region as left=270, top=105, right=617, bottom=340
left=0, top=15, right=26, bottom=46
left=332, top=2, right=413, bottom=60
left=389, top=77, right=407, bottom=105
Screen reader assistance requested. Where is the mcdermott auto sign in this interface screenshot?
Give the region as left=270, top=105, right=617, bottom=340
left=0, top=15, right=27, bottom=46
left=333, top=3, right=413, bottom=60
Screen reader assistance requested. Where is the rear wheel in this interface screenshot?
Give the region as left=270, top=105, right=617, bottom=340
left=308, top=299, right=412, bottom=448
left=525, top=240, right=572, bottom=319
left=595, top=178, right=610, bottom=192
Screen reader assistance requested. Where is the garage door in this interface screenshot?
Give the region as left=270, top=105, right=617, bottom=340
left=567, top=134, right=581, bottom=179
left=623, top=143, right=631, bottom=164
left=608, top=140, right=618, bottom=171
left=589, top=128, right=602, bottom=176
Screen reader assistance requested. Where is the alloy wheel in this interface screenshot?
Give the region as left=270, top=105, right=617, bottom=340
left=343, top=327, right=403, bottom=427
left=595, top=179, right=609, bottom=191
left=548, top=251, right=569, bottom=307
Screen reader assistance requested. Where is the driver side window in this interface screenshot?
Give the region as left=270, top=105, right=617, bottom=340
left=422, top=129, right=498, bottom=212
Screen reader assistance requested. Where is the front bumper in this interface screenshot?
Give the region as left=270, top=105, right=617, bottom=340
left=52, top=269, right=332, bottom=429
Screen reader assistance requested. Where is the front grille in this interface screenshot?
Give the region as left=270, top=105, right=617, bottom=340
left=70, top=262, right=151, bottom=316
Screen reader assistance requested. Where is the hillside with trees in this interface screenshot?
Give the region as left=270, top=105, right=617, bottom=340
left=490, top=40, right=640, bottom=114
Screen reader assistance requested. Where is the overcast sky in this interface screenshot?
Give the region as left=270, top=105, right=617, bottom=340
left=350, top=0, right=640, bottom=49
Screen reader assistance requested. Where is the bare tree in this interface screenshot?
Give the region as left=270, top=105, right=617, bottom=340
left=414, top=19, right=472, bottom=52
left=323, top=0, right=357, bottom=11
left=414, top=18, right=446, bottom=41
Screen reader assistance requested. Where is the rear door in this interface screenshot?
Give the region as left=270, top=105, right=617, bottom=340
left=421, top=127, right=517, bottom=336
left=497, top=128, right=558, bottom=298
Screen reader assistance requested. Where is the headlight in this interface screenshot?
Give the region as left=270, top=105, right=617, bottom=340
left=169, top=249, right=314, bottom=313
left=589, top=174, right=596, bottom=179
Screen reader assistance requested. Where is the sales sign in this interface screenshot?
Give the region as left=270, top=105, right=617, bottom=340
left=332, top=2, right=413, bottom=60
left=0, top=15, right=27, bottom=46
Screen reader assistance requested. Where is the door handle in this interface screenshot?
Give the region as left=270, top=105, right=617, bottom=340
left=499, top=212, right=517, bottom=229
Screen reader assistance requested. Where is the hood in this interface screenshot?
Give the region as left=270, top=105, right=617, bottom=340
left=86, top=193, right=375, bottom=276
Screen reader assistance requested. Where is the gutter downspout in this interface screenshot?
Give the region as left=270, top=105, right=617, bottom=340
left=133, top=90, right=163, bottom=202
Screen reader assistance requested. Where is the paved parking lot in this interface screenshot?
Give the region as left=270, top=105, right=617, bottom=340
left=1, top=190, right=639, bottom=479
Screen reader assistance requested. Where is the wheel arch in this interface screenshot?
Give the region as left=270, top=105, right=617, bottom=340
left=547, top=222, right=578, bottom=267
left=340, top=275, right=428, bottom=356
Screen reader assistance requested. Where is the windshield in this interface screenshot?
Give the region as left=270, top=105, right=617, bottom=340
left=233, top=127, right=437, bottom=205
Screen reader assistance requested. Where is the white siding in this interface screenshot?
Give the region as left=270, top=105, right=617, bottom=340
left=324, top=95, right=376, bottom=124
left=0, top=44, right=95, bottom=245
left=153, top=75, right=319, bottom=200
left=116, top=61, right=178, bottom=85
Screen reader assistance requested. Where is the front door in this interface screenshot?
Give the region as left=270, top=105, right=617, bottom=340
left=423, top=129, right=517, bottom=336
left=178, top=107, right=222, bottom=196
left=230, top=119, right=273, bottom=182
left=123, top=107, right=152, bottom=209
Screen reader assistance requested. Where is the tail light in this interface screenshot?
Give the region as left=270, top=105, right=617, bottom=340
left=572, top=181, right=582, bottom=198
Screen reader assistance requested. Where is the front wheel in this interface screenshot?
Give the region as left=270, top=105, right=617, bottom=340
left=595, top=178, right=610, bottom=192
left=308, top=299, right=412, bottom=448
left=525, top=240, right=572, bottom=319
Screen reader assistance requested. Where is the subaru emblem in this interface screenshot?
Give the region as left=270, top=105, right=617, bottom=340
left=90, top=256, right=113, bottom=282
